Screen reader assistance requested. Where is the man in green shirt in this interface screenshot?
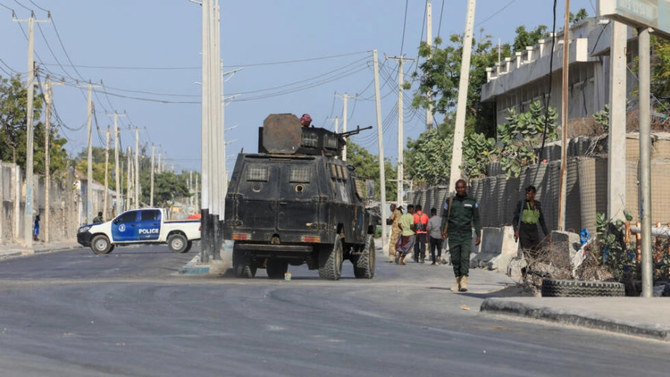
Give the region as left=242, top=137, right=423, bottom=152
left=395, top=204, right=416, bottom=265
left=441, top=179, right=481, bottom=292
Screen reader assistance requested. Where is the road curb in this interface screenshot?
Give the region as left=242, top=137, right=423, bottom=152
left=480, top=298, right=670, bottom=341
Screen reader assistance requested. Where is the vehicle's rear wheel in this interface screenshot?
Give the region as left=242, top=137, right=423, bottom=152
left=233, top=245, right=256, bottom=278
left=319, top=234, right=343, bottom=280
left=353, top=234, right=375, bottom=279
left=168, top=234, right=188, bottom=253
left=266, top=259, right=288, bottom=279
left=91, top=235, right=112, bottom=255
left=183, top=241, right=193, bottom=253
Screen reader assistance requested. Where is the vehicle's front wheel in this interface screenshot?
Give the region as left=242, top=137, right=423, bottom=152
left=91, top=235, right=112, bottom=255
left=266, top=259, right=288, bottom=279
left=353, top=234, right=375, bottom=279
left=168, top=234, right=188, bottom=253
left=319, top=235, right=343, bottom=280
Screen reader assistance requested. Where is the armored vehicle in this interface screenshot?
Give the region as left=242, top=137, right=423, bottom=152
left=223, top=113, right=376, bottom=280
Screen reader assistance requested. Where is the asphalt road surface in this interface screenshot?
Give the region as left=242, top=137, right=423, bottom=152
left=0, top=245, right=667, bottom=377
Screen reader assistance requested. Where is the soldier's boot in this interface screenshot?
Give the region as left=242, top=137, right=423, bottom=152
left=452, top=276, right=461, bottom=292
left=459, top=276, right=468, bottom=292
left=400, top=255, right=406, bottom=265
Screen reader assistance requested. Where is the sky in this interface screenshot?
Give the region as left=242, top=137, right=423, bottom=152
left=1, top=0, right=597, bottom=174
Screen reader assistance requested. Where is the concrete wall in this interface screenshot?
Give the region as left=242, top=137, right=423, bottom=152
left=0, top=161, right=110, bottom=245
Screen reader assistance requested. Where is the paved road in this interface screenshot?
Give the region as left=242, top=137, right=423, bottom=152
left=0, top=245, right=667, bottom=377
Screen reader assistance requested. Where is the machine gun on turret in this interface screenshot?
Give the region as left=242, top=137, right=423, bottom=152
left=337, top=125, right=373, bottom=139
left=258, top=114, right=373, bottom=157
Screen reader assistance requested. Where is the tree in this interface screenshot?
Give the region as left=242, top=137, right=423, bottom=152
left=405, top=126, right=453, bottom=186
left=141, top=170, right=190, bottom=208
left=512, top=25, right=548, bottom=53
left=498, top=101, right=558, bottom=177
left=0, top=74, right=69, bottom=175
left=411, top=32, right=502, bottom=137
left=651, top=35, right=670, bottom=113
left=462, top=132, right=497, bottom=179
left=347, top=142, right=397, bottom=201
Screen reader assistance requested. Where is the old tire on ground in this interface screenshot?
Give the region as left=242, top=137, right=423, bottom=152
left=91, top=235, right=112, bottom=255
left=233, top=245, right=256, bottom=279
left=319, top=234, right=343, bottom=280
left=352, top=235, right=375, bottom=279
left=266, top=259, right=289, bottom=279
left=168, top=234, right=188, bottom=253
left=541, top=279, right=625, bottom=297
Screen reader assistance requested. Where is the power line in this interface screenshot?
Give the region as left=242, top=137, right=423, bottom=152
left=399, top=0, right=409, bottom=55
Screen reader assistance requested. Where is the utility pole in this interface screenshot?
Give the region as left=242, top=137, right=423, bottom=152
left=639, top=27, right=652, bottom=297
left=150, top=145, right=155, bottom=207
left=41, top=75, right=63, bottom=243
left=78, top=82, right=102, bottom=224
left=104, top=126, right=110, bottom=220
left=425, top=0, right=435, bottom=129
left=373, top=50, right=388, bottom=256
left=608, top=21, right=627, bottom=222
left=337, top=93, right=356, bottom=161
left=557, top=0, right=570, bottom=230
left=327, top=116, right=340, bottom=133
left=127, top=146, right=133, bottom=209
left=134, top=128, right=140, bottom=207
left=14, top=12, right=49, bottom=246
left=106, top=112, right=125, bottom=217
left=386, top=55, right=416, bottom=205
left=449, top=0, right=476, bottom=192
left=158, top=152, right=162, bottom=173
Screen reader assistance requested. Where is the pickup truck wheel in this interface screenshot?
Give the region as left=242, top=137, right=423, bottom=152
left=168, top=234, right=188, bottom=253
left=183, top=241, right=193, bottom=253
left=91, top=235, right=112, bottom=255
left=353, top=235, right=375, bottom=279
left=266, top=260, right=288, bottom=279
left=318, top=235, right=343, bottom=280
left=233, top=246, right=256, bottom=278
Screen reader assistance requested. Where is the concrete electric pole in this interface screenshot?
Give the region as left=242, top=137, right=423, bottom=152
left=386, top=55, right=416, bottom=205
left=41, top=75, right=63, bottom=243
left=425, top=0, right=435, bottom=130
left=337, top=93, right=357, bottom=161
left=104, top=126, right=110, bottom=220
left=106, top=112, right=125, bottom=216
left=14, top=12, right=49, bottom=246
left=372, top=50, right=388, bottom=256
left=134, top=128, right=140, bottom=207
left=79, top=82, right=102, bottom=224
left=150, top=145, right=155, bottom=207
left=449, top=0, right=476, bottom=192
left=557, top=0, right=571, bottom=231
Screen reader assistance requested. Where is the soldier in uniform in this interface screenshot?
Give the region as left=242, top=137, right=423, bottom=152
left=441, top=179, right=481, bottom=292
left=386, top=203, right=403, bottom=263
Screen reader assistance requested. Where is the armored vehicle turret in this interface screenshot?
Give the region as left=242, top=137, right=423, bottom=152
left=223, top=113, right=376, bottom=280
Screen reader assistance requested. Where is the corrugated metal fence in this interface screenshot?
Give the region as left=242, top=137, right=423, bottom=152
left=410, top=156, right=670, bottom=236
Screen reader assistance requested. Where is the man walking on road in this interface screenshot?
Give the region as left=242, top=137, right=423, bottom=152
left=386, top=203, right=403, bottom=263
left=413, top=204, right=429, bottom=263
left=427, top=207, right=443, bottom=265
left=395, top=204, right=416, bottom=265
left=441, top=179, right=481, bottom=292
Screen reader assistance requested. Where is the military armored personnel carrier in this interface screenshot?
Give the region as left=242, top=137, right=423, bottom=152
left=223, top=113, right=376, bottom=280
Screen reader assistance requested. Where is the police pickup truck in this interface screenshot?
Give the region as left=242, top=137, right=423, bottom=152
left=77, top=208, right=201, bottom=255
